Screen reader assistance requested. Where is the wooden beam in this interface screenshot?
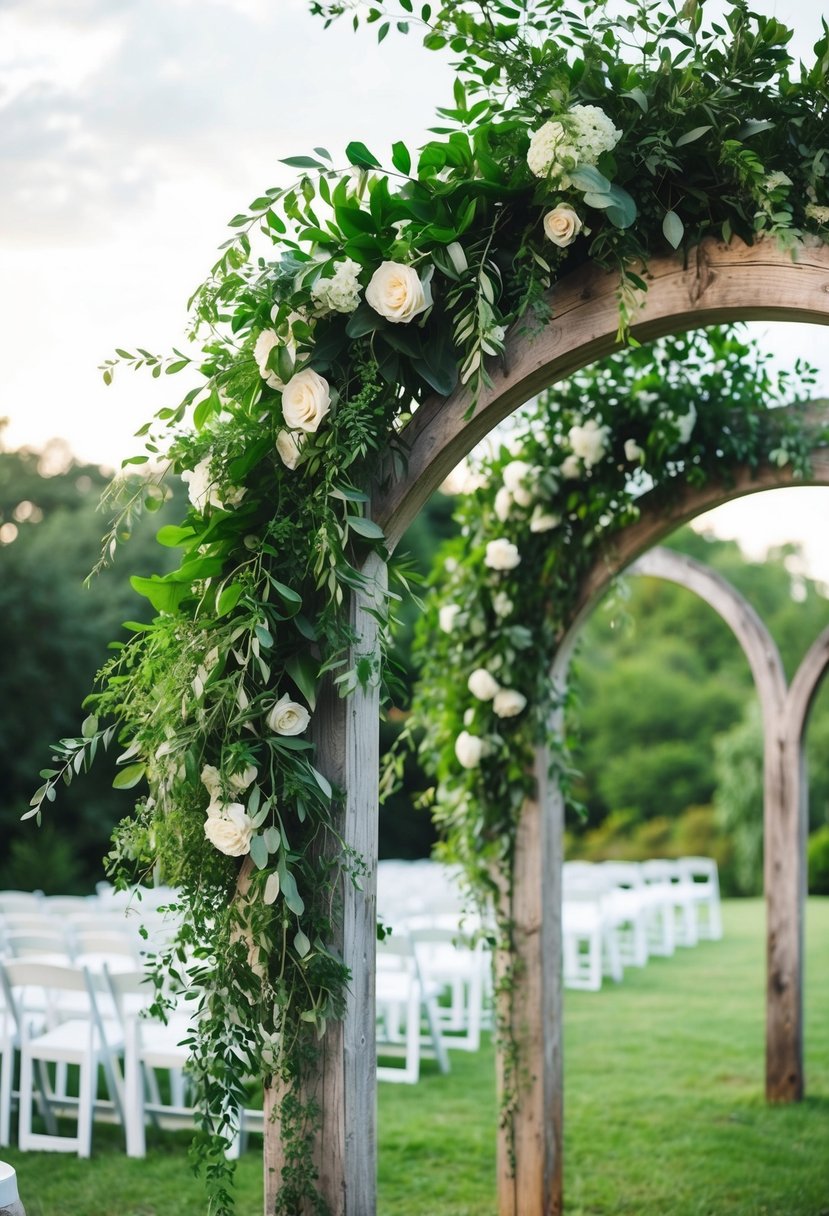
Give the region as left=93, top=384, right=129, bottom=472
left=375, top=238, right=829, bottom=550
left=263, top=555, right=386, bottom=1215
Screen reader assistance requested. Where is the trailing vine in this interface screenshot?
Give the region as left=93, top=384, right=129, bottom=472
left=25, top=0, right=829, bottom=1211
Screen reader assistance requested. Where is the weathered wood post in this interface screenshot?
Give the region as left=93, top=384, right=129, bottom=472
left=263, top=553, right=386, bottom=1215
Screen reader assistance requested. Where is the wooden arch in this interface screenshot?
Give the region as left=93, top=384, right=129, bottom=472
left=268, top=238, right=829, bottom=1216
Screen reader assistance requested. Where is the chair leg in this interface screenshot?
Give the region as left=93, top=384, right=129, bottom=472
left=0, top=1042, right=12, bottom=1147
left=123, top=1021, right=146, bottom=1158
left=18, top=1047, right=34, bottom=1152
left=76, top=1056, right=96, bottom=1159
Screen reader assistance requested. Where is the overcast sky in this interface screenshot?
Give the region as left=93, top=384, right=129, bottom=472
left=2, top=0, right=829, bottom=575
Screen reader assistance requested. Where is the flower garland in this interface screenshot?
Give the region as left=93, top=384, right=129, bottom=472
left=28, top=1, right=829, bottom=1210
left=405, top=324, right=820, bottom=1147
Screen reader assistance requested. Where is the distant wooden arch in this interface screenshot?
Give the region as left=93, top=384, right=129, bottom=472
left=269, top=239, right=829, bottom=1216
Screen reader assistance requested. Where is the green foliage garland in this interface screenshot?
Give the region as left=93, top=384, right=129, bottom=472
left=26, top=0, right=829, bottom=1210
left=407, top=326, right=821, bottom=1148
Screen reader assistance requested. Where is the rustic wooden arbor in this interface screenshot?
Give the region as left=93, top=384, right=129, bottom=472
left=265, top=236, right=829, bottom=1215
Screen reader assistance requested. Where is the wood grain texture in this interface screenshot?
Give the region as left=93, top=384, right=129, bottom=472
left=375, top=238, right=829, bottom=550
left=497, top=741, right=564, bottom=1216
left=263, top=555, right=385, bottom=1215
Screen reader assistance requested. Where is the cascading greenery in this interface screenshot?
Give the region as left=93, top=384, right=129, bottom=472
left=26, top=1, right=828, bottom=1211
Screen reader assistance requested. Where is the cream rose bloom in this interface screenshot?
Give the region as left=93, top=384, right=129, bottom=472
left=276, top=429, right=306, bottom=470
left=439, top=603, right=461, bottom=633
left=281, top=369, right=331, bottom=433
left=204, top=802, right=254, bottom=857
left=200, top=764, right=222, bottom=801
left=568, top=419, right=610, bottom=470
left=467, top=668, right=500, bottom=701
left=492, top=591, right=513, bottom=618
left=530, top=507, right=560, bottom=533
left=561, top=453, right=582, bottom=480
left=267, top=693, right=311, bottom=736
left=182, top=456, right=223, bottom=514
left=494, top=486, right=513, bottom=522
left=485, top=538, right=521, bottom=571
left=493, top=688, right=527, bottom=718
left=624, top=438, right=644, bottom=463
left=455, top=730, right=483, bottom=769
left=502, top=460, right=534, bottom=507
left=366, top=261, right=429, bottom=324
left=228, top=764, right=258, bottom=793
left=543, top=203, right=584, bottom=248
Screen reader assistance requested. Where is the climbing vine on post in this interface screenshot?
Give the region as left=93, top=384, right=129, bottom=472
left=25, top=0, right=829, bottom=1211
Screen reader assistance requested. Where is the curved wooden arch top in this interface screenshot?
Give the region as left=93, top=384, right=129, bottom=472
left=376, top=237, right=829, bottom=549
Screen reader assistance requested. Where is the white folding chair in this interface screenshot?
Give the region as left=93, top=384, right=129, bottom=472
left=678, top=856, right=723, bottom=940
left=0, top=959, right=125, bottom=1156
left=641, top=860, right=698, bottom=947
left=408, top=922, right=490, bottom=1053
left=376, top=934, right=450, bottom=1083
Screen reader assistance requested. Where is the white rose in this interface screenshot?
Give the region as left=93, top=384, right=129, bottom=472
left=672, top=404, right=697, bottom=445
left=182, top=456, right=222, bottom=514
left=485, top=538, right=521, bottom=571
left=281, top=369, right=331, bottom=434
left=467, top=668, right=500, bottom=701
left=276, top=429, right=306, bottom=470
left=543, top=204, right=583, bottom=248
left=568, top=419, right=610, bottom=470
left=463, top=708, right=475, bottom=727
left=204, top=802, right=254, bottom=857
left=561, top=454, right=582, bottom=480
left=200, top=764, right=222, bottom=801
left=530, top=507, right=560, bottom=533
left=492, top=591, right=513, bottom=618
left=455, top=731, right=483, bottom=769
left=267, top=693, right=311, bottom=736
left=624, top=439, right=644, bottom=463
left=228, top=764, right=258, bottom=793
left=502, top=460, right=534, bottom=507
left=254, top=329, right=295, bottom=391
left=493, top=688, right=527, bottom=719
left=439, top=603, right=461, bottom=633
left=494, top=486, right=513, bottom=522
left=365, top=261, right=429, bottom=324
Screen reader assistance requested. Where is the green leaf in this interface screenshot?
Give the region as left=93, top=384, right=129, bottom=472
left=279, top=864, right=305, bottom=916
left=294, top=929, right=311, bottom=958
left=281, top=154, right=327, bottom=169
left=269, top=577, right=303, bottom=609
left=81, top=714, right=99, bottom=739
left=570, top=165, right=612, bottom=193
left=156, top=525, right=197, bottom=548
left=675, top=125, right=712, bottom=147
left=286, top=654, right=319, bottom=710
left=130, top=575, right=189, bottom=614
left=605, top=184, right=637, bottom=229
left=249, top=834, right=268, bottom=870
left=217, top=583, right=244, bottom=616
left=662, top=209, right=684, bottom=249
left=310, top=767, right=332, bottom=801
left=346, top=515, right=385, bottom=540
left=112, top=764, right=145, bottom=790
left=345, top=141, right=381, bottom=170
left=263, top=871, right=280, bottom=905
left=583, top=191, right=613, bottom=209
left=346, top=303, right=383, bottom=339
left=391, top=141, right=412, bottom=175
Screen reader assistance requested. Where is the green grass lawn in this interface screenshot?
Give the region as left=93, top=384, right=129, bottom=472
left=5, top=899, right=828, bottom=1215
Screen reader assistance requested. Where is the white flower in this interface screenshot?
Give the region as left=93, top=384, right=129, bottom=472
left=267, top=693, right=311, bottom=736
left=769, top=447, right=790, bottom=467
left=439, top=603, right=461, bottom=633
left=467, top=668, right=500, bottom=701
left=228, top=764, right=258, bottom=793
left=366, top=261, right=429, bottom=323
left=201, top=764, right=222, bottom=801
left=281, top=369, right=331, bottom=433
left=667, top=404, right=697, bottom=444
left=806, top=203, right=829, bottom=224
left=454, top=731, right=483, bottom=769
left=204, top=802, right=254, bottom=857
left=182, top=456, right=224, bottom=514
left=530, top=507, right=560, bottom=533
left=763, top=171, right=792, bottom=193
left=311, top=257, right=363, bottom=315
left=624, top=438, right=644, bottom=463
left=567, top=105, right=621, bottom=163
left=493, top=688, right=527, bottom=719
left=527, top=120, right=579, bottom=183
left=222, top=483, right=247, bottom=509
left=561, top=454, right=582, bottom=480
left=543, top=203, right=584, bottom=248
left=485, top=538, right=521, bottom=571
left=492, top=591, right=513, bottom=618
left=502, top=460, right=534, bottom=507
left=568, top=419, right=610, bottom=469
left=254, top=328, right=296, bottom=391
left=494, top=486, right=513, bottom=522
left=276, top=429, right=306, bottom=470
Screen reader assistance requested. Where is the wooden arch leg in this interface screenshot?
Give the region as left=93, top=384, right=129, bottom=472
left=263, top=555, right=386, bottom=1215
left=497, top=743, right=564, bottom=1216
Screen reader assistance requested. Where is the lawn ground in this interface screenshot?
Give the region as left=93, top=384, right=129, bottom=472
left=5, top=898, right=828, bottom=1215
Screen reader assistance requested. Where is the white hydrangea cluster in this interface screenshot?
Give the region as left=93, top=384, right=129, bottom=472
left=527, top=105, right=620, bottom=182
left=311, top=257, right=363, bottom=314
left=566, top=104, right=621, bottom=164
